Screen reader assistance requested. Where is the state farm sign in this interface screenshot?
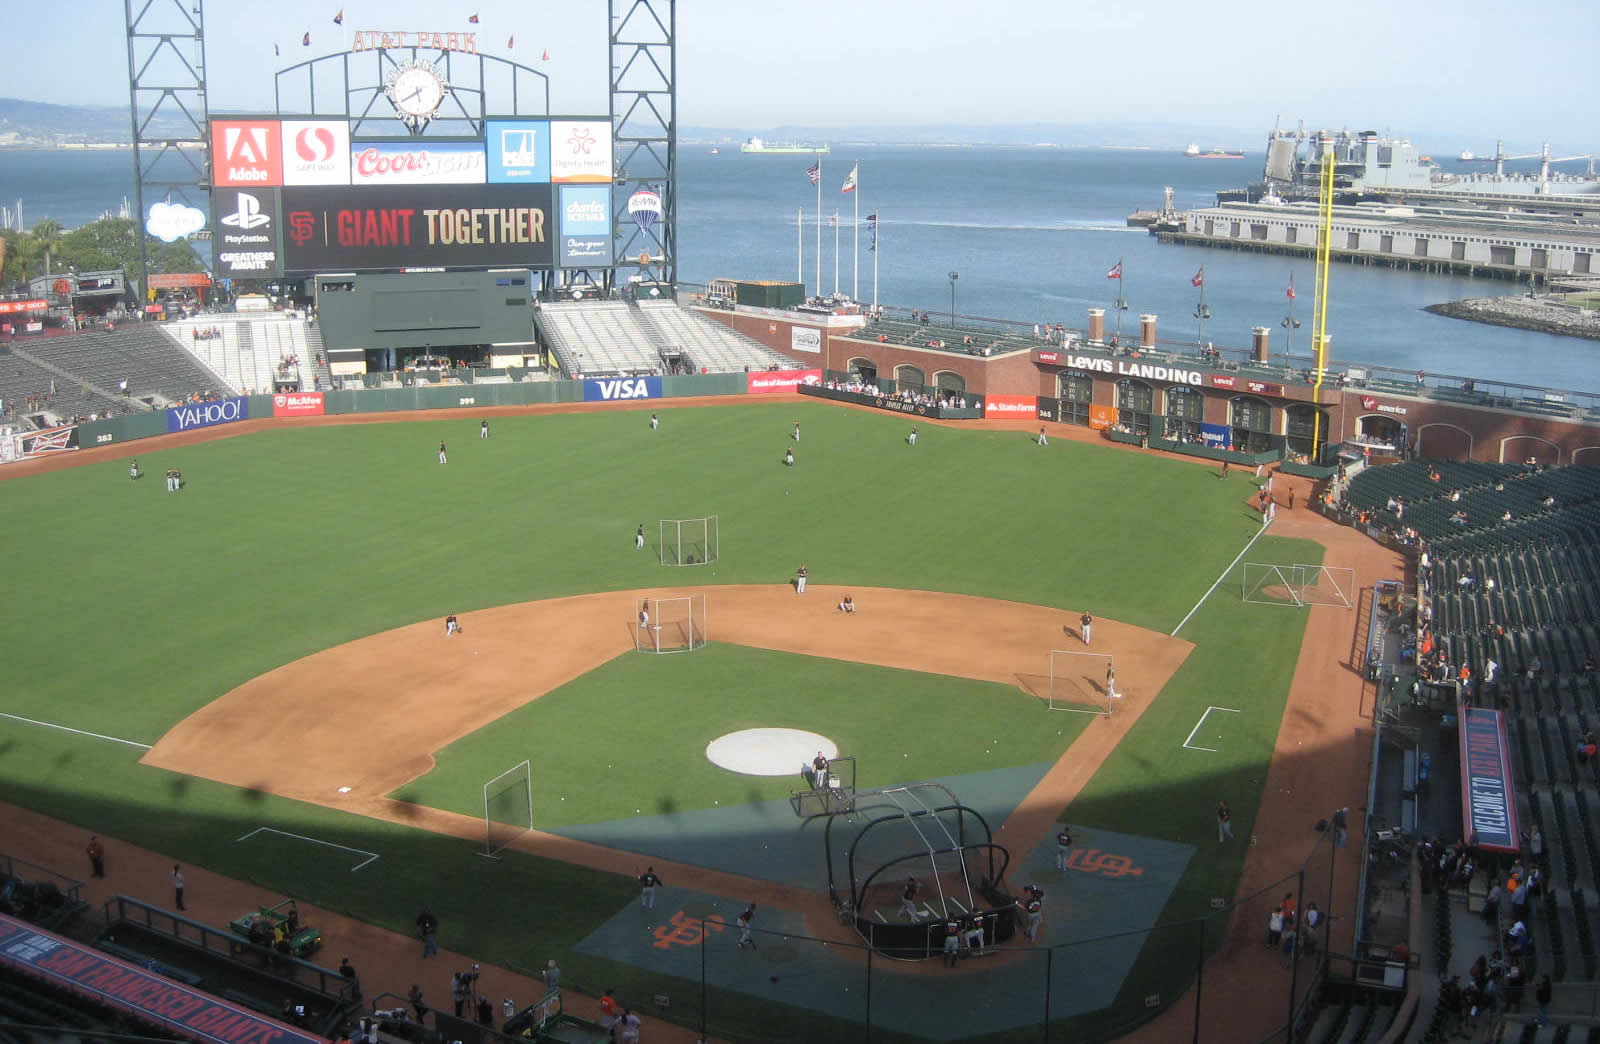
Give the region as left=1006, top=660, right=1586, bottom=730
left=984, top=394, right=1038, bottom=418
left=272, top=392, right=325, bottom=417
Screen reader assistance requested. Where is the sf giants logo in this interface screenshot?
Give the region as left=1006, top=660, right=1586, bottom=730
left=651, top=911, right=725, bottom=950
left=1066, top=848, right=1144, bottom=879
left=288, top=212, right=317, bottom=246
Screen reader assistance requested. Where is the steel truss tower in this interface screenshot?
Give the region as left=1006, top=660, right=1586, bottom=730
left=124, top=0, right=211, bottom=301
left=609, top=0, right=676, bottom=287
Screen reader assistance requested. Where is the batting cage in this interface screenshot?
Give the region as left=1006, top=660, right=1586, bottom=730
left=1242, top=563, right=1356, bottom=609
left=480, top=759, right=533, bottom=859
left=634, top=593, right=707, bottom=653
left=659, top=515, right=719, bottom=566
left=1041, top=650, right=1115, bottom=716
left=824, top=783, right=1017, bottom=959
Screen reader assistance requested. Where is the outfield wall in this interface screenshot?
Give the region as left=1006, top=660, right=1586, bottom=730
left=71, top=373, right=758, bottom=449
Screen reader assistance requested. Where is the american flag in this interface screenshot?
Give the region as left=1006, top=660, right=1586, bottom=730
left=805, top=164, right=820, bottom=186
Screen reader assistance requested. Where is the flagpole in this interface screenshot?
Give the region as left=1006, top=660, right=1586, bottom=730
left=833, top=210, right=840, bottom=296
left=1114, top=257, right=1126, bottom=339
left=872, top=214, right=879, bottom=313
left=814, top=154, right=822, bottom=297
left=853, top=168, right=860, bottom=302
left=797, top=208, right=803, bottom=287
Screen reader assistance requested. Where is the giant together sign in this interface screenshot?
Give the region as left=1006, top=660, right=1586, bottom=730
left=280, top=185, right=554, bottom=270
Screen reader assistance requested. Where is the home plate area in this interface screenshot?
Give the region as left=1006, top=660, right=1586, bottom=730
left=575, top=827, right=1193, bottom=1040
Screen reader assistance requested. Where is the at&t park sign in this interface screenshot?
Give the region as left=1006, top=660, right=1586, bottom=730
left=350, top=31, right=480, bottom=53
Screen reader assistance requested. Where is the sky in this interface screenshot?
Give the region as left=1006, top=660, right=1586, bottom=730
left=2, top=0, right=1597, bottom=149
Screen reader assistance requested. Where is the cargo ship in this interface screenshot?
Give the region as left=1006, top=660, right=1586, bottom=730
left=1184, top=144, right=1245, bottom=159
left=741, top=137, right=829, bottom=154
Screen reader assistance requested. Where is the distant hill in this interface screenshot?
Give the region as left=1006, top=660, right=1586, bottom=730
left=0, top=97, right=199, bottom=147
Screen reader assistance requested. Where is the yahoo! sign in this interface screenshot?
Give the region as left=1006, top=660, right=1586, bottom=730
left=167, top=397, right=249, bottom=433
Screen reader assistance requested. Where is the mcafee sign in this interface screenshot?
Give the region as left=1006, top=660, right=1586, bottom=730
left=272, top=392, right=325, bottom=417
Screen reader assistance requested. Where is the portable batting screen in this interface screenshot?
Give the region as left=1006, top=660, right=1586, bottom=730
left=1045, top=650, right=1115, bottom=716
left=481, top=760, right=533, bottom=859
left=659, top=516, right=719, bottom=566
left=1242, top=563, right=1356, bottom=609
left=635, top=593, right=707, bottom=653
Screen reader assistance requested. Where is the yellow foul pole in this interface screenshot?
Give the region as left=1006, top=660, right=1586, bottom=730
left=1310, top=135, right=1336, bottom=461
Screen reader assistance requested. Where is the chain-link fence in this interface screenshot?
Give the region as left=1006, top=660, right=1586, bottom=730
left=594, top=828, right=1344, bottom=1044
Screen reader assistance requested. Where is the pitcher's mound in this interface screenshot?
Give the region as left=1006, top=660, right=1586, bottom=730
left=706, top=729, right=838, bottom=776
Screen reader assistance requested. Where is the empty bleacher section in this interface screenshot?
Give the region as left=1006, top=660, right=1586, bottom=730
left=851, top=317, right=1040, bottom=360
left=637, top=300, right=801, bottom=372
left=163, top=315, right=316, bottom=394
left=18, top=324, right=227, bottom=409
left=0, top=348, right=126, bottom=427
left=537, top=300, right=801, bottom=377
left=1347, top=459, right=1600, bottom=1013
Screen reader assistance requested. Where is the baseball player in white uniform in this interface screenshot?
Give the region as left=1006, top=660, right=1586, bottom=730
left=1106, top=664, right=1120, bottom=699
left=638, top=602, right=650, bottom=632
left=908, top=425, right=919, bottom=446
left=445, top=614, right=461, bottom=637
left=480, top=420, right=489, bottom=439
left=649, top=413, right=659, bottom=430
left=1038, top=426, right=1049, bottom=446
left=784, top=447, right=794, bottom=467
left=129, top=459, right=141, bottom=480
left=792, top=422, right=800, bottom=441
left=638, top=867, right=662, bottom=909
left=795, top=565, right=808, bottom=594
left=963, top=916, right=985, bottom=955
left=635, top=524, right=646, bottom=550
left=942, top=920, right=960, bottom=966
left=899, top=878, right=920, bottom=921
left=736, top=904, right=757, bottom=949
left=438, top=441, right=448, bottom=464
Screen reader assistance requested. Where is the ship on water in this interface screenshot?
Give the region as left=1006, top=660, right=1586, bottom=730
left=1218, top=121, right=1600, bottom=205
left=1183, top=143, right=1245, bottom=159
left=741, top=137, right=829, bottom=154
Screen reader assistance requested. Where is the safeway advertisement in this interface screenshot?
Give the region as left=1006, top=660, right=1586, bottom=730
left=984, top=394, right=1037, bottom=418
left=747, top=369, right=823, bottom=394
left=272, top=392, right=325, bottom=417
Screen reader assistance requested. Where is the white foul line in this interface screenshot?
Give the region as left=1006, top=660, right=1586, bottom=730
left=1182, top=706, right=1241, bottom=752
left=0, top=712, right=151, bottom=750
left=1171, top=519, right=1273, bottom=637
left=235, top=827, right=380, bottom=871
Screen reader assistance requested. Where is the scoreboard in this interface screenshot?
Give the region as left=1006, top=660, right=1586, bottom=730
left=208, top=116, right=614, bottom=278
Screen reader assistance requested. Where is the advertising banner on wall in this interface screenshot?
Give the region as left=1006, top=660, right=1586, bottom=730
left=282, top=120, right=352, bottom=185
left=17, top=424, right=79, bottom=459
left=211, top=188, right=281, bottom=277
left=167, top=397, right=249, bottom=433
left=747, top=369, right=823, bottom=394
left=272, top=392, right=325, bottom=417
left=280, top=184, right=553, bottom=271
left=1200, top=422, right=1231, bottom=448
left=211, top=119, right=282, bottom=187
left=583, top=376, right=661, bottom=402
left=790, top=328, right=822, bottom=354
left=549, top=120, right=614, bottom=183
left=1459, top=708, right=1520, bottom=853
left=1088, top=404, right=1119, bottom=430
left=487, top=120, right=551, bottom=183
left=558, top=185, right=612, bottom=267
left=350, top=142, right=486, bottom=185
left=983, top=394, right=1037, bottom=419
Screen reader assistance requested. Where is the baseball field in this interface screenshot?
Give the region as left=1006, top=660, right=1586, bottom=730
left=0, top=398, right=1333, bottom=1041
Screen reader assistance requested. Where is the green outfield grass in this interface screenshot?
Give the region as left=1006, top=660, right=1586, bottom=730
left=401, top=643, right=1091, bottom=827
left=0, top=400, right=1329, bottom=1041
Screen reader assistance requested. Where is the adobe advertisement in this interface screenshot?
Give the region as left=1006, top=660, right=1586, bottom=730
left=211, top=188, right=281, bottom=277
left=279, top=183, right=553, bottom=271
left=487, top=120, right=551, bottom=183
left=550, top=120, right=613, bottom=183
left=559, top=185, right=612, bottom=267
left=210, top=119, right=282, bottom=187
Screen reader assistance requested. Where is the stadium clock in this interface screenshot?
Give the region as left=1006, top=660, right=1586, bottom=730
left=383, top=60, right=448, bottom=134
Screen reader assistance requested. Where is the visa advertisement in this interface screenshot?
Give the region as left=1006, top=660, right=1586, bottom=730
left=487, top=120, right=551, bottom=183
left=583, top=376, right=661, bottom=402
left=559, top=185, right=612, bottom=267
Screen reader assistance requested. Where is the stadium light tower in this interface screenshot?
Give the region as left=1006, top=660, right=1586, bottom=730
left=124, top=0, right=212, bottom=305
left=610, top=0, right=678, bottom=288
left=948, top=270, right=959, bottom=325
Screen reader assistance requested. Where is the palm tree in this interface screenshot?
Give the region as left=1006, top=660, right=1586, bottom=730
left=30, top=218, right=63, bottom=276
